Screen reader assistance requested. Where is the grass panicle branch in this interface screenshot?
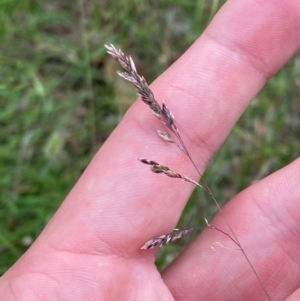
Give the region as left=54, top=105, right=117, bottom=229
left=105, top=44, right=162, bottom=120
left=106, top=44, right=272, bottom=301
left=105, top=44, right=178, bottom=134
left=204, top=218, right=239, bottom=246
left=138, top=158, right=203, bottom=187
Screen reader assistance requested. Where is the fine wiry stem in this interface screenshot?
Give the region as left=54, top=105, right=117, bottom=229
left=205, top=218, right=239, bottom=246
left=105, top=44, right=272, bottom=301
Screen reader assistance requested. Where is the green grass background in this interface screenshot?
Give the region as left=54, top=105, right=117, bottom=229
left=1, top=0, right=300, bottom=274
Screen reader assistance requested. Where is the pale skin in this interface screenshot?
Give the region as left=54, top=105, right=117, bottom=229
left=1, top=0, right=300, bottom=300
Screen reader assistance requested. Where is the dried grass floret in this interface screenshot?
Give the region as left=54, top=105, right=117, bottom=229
left=138, top=158, right=203, bottom=187
left=157, top=130, right=175, bottom=143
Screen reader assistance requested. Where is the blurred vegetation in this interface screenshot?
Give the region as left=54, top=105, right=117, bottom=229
left=0, top=0, right=299, bottom=274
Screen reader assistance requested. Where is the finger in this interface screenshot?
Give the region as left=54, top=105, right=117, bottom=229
left=286, top=288, right=300, bottom=301
left=162, top=157, right=300, bottom=301
left=9, top=0, right=300, bottom=261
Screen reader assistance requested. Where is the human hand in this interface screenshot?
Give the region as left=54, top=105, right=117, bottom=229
left=1, top=0, right=300, bottom=300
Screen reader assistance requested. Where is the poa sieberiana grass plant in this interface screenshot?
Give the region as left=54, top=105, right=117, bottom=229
left=105, top=44, right=272, bottom=301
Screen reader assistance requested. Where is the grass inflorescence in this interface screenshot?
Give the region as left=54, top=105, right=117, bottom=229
left=106, top=44, right=274, bottom=300
left=1, top=0, right=299, bottom=278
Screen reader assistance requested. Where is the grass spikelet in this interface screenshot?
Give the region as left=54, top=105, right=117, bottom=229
left=141, top=228, right=197, bottom=250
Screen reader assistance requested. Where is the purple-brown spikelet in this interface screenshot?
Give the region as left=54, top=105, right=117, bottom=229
left=105, top=44, right=163, bottom=120
left=141, top=228, right=196, bottom=250
left=137, top=158, right=202, bottom=186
